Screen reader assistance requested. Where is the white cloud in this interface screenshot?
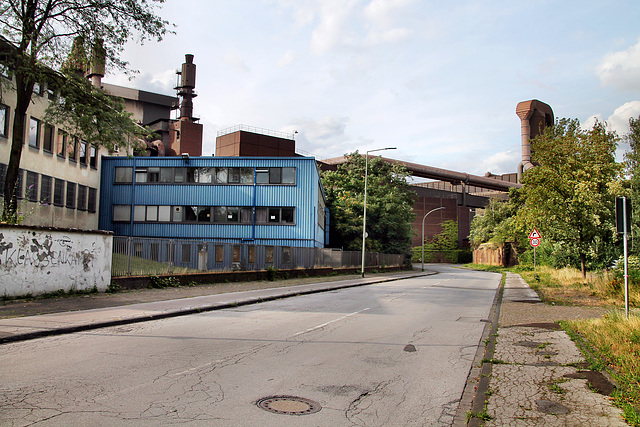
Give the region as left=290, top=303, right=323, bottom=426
left=309, top=0, right=359, bottom=54
left=582, top=101, right=640, bottom=136
left=104, top=68, right=176, bottom=95
left=277, top=50, right=297, bottom=67
left=281, top=116, right=358, bottom=157
left=363, top=0, right=415, bottom=26
left=597, top=38, right=640, bottom=92
left=364, top=27, right=410, bottom=45
left=222, top=51, right=249, bottom=73
left=582, top=101, right=640, bottom=162
left=478, top=150, right=520, bottom=176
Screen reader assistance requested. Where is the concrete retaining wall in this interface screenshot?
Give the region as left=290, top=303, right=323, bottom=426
left=0, top=225, right=113, bottom=297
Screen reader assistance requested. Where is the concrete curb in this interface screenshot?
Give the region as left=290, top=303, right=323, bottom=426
left=0, top=271, right=436, bottom=345
left=452, top=271, right=504, bottom=427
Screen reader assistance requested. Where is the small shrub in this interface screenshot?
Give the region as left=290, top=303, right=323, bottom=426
left=106, top=282, right=122, bottom=294
left=149, top=275, right=180, bottom=289
left=266, top=266, right=277, bottom=281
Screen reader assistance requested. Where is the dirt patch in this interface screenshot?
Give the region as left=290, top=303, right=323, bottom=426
left=564, top=371, right=616, bottom=396
left=499, top=301, right=609, bottom=328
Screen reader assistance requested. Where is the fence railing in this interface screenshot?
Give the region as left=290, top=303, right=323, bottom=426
left=112, top=236, right=405, bottom=277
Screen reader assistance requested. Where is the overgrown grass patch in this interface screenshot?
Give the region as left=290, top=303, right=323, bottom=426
left=112, top=253, right=196, bottom=276
left=564, top=312, right=640, bottom=426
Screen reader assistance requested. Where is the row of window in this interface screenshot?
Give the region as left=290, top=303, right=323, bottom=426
left=115, top=166, right=297, bottom=185
left=113, top=205, right=295, bottom=225
left=0, top=164, right=97, bottom=212
left=0, top=104, right=98, bottom=168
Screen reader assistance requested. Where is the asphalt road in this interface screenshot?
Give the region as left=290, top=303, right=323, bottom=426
left=0, top=265, right=500, bottom=426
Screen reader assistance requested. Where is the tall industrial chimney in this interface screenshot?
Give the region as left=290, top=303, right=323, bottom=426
left=176, top=54, right=197, bottom=120
left=516, top=99, right=554, bottom=181
left=167, top=54, right=203, bottom=157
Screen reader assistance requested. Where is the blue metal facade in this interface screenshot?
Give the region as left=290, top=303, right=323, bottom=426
left=99, top=156, right=328, bottom=248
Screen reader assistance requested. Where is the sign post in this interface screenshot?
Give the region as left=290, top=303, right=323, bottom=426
left=529, top=229, right=541, bottom=279
left=616, top=197, right=631, bottom=319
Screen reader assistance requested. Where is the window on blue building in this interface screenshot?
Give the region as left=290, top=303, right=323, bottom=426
left=197, top=206, right=211, bottom=222
left=159, top=205, right=171, bottom=221
left=113, top=205, right=130, bottom=222
left=160, top=168, right=174, bottom=182
left=115, top=167, right=132, bottom=183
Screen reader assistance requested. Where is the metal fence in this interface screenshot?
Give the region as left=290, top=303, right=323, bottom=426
left=112, top=236, right=406, bottom=277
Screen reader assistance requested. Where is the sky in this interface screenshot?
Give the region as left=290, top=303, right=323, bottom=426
left=104, top=0, right=640, bottom=177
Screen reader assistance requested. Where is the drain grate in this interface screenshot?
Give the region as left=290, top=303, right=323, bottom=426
left=256, top=395, right=322, bottom=416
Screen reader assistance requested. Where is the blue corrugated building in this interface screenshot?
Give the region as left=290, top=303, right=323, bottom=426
left=99, top=156, right=328, bottom=248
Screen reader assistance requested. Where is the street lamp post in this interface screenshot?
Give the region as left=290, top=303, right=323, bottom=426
left=361, top=147, right=396, bottom=277
left=421, top=206, right=445, bottom=272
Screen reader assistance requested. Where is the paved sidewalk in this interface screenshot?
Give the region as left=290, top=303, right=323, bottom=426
left=0, top=270, right=431, bottom=344
left=483, top=272, right=626, bottom=426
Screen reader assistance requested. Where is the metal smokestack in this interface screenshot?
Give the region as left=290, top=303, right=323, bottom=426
left=177, top=54, right=197, bottom=120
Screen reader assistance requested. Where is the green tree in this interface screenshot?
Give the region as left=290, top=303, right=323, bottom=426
left=517, top=118, right=621, bottom=276
left=321, top=152, right=415, bottom=254
left=469, top=191, right=525, bottom=248
left=0, top=0, right=172, bottom=222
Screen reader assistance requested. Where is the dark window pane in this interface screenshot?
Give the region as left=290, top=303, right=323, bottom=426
left=77, top=185, right=87, bottom=211
left=79, top=141, right=88, bottom=164
left=228, top=168, right=240, bottom=183
left=147, top=167, right=160, bottom=182
left=240, top=207, right=252, bottom=223
left=160, top=168, right=173, bottom=183
left=89, top=146, right=97, bottom=168
left=256, top=207, right=267, bottom=223
left=56, top=131, right=67, bottom=157
left=197, top=206, right=211, bottom=222
left=43, top=124, right=54, bottom=152
left=268, top=207, right=280, bottom=223
left=186, top=168, right=197, bottom=183
left=25, top=171, right=39, bottom=202
left=184, top=206, right=197, bottom=222
left=269, top=167, right=281, bottom=184
left=68, top=137, right=77, bottom=161
left=281, top=207, right=295, bottom=223
left=213, top=206, right=226, bottom=223
left=227, top=207, right=239, bottom=222
left=115, top=167, right=132, bottom=183
left=282, top=167, right=296, bottom=184
left=53, top=179, right=64, bottom=206
left=88, top=187, right=97, bottom=212
left=40, top=175, right=52, bottom=204
left=174, top=168, right=186, bottom=183
left=66, top=182, right=76, bottom=209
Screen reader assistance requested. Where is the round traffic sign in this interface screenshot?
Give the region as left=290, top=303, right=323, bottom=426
left=530, top=238, right=540, bottom=247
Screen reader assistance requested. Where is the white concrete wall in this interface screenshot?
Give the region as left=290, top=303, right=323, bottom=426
left=0, top=225, right=113, bottom=297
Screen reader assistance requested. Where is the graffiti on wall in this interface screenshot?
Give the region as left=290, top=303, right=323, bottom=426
left=0, top=232, right=100, bottom=272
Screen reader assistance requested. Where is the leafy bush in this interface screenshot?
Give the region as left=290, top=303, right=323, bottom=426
left=149, top=275, right=180, bottom=289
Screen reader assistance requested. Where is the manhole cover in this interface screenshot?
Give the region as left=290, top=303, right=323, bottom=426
left=256, top=395, right=322, bottom=415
